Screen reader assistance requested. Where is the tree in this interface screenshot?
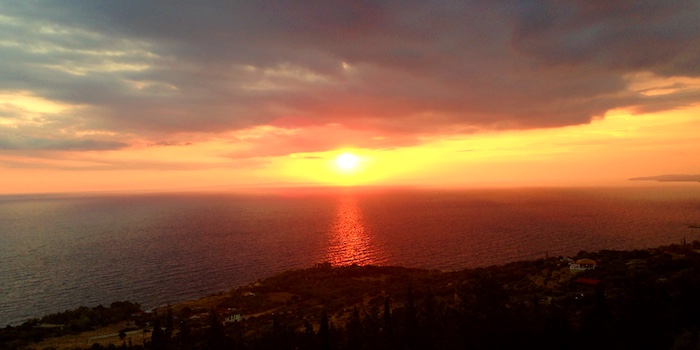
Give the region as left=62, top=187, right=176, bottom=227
left=672, top=329, right=699, bottom=350
left=404, top=285, right=417, bottom=349
left=347, top=307, right=362, bottom=350
left=302, top=320, right=315, bottom=349
left=421, top=290, right=436, bottom=349
left=142, top=329, right=150, bottom=348
left=164, top=307, right=174, bottom=343
left=383, top=297, right=392, bottom=338
left=207, top=309, right=225, bottom=350
left=150, top=318, right=164, bottom=350
left=271, top=314, right=288, bottom=350
left=179, top=320, right=190, bottom=348
left=118, top=329, right=126, bottom=348
left=318, top=310, right=331, bottom=350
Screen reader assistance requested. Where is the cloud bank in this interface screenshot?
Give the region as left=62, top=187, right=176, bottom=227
left=1, top=0, right=699, bottom=156
left=629, top=174, right=700, bottom=183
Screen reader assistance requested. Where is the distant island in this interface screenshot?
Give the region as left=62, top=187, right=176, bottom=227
left=629, top=174, right=700, bottom=183
left=4, top=242, right=700, bottom=350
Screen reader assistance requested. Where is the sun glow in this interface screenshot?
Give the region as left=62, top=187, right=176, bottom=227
left=335, top=152, right=359, bottom=171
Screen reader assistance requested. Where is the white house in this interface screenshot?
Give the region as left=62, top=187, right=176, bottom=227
left=570, top=258, right=597, bottom=271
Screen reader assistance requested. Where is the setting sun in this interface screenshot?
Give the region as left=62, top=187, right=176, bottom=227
left=336, top=152, right=359, bottom=171
left=1, top=1, right=699, bottom=195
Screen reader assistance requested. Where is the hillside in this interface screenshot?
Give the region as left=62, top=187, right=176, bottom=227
left=4, top=241, right=700, bottom=349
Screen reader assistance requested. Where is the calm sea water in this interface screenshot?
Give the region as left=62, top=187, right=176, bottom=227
left=1, top=186, right=699, bottom=326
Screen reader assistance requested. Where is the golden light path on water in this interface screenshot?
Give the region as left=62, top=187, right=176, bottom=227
left=325, top=196, right=383, bottom=266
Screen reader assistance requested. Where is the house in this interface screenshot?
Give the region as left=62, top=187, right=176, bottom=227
left=570, top=258, right=597, bottom=271
left=225, top=314, right=243, bottom=323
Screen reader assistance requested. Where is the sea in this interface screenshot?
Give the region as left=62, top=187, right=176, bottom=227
left=1, top=186, right=699, bottom=326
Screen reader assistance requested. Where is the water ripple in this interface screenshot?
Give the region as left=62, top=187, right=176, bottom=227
left=1, top=187, right=699, bottom=325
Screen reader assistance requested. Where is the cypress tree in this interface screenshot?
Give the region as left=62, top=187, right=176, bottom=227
left=318, top=310, right=331, bottom=350
left=164, top=307, right=173, bottom=348
left=404, top=285, right=417, bottom=349
left=207, top=309, right=224, bottom=350
left=179, top=320, right=190, bottom=348
left=347, top=307, right=362, bottom=350
left=383, top=297, right=392, bottom=338
left=151, top=318, right=164, bottom=350
left=423, top=290, right=435, bottom=349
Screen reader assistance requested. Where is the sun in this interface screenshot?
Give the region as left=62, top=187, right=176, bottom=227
left=335, top=152, right=359, bottom=171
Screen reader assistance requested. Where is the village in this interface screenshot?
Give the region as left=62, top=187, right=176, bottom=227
left=4, top=241, right=700, bottom=349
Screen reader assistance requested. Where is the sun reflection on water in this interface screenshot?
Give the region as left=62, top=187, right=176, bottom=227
left=325, top=196, right=382, bottom=266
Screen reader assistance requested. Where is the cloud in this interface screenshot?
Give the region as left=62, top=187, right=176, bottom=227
left=512, top=0, right=700, bottom=76
left=225, top=124, right=420, bottom=160
left=629, top=174, right=700, bottom=183
left=148, top=141, right=193, bottom=147
left=1, top=1, right=699, bottom=156
left=0, top=134, right=127, bottom=151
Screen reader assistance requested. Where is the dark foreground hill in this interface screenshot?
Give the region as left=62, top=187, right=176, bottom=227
left=5, top=242, right=700, bottom=350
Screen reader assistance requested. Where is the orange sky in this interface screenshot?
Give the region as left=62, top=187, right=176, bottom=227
left=3, top=101, right=699, bottom=194
left=1, top=2, right=700, bottom=194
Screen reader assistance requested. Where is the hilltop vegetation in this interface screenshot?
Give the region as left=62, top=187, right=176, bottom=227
left=5, top=242, right=700, bottom=349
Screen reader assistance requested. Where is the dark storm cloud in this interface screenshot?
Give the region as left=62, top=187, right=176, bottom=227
left=512, top=0, right=700, bottom=76
left=2, top=1, right=699, bottom=145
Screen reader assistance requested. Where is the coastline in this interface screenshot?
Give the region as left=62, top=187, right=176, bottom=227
left=6, top=241, right=700, bottom=349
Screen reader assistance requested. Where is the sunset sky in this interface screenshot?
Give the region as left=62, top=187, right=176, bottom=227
left=2, top=1, right=700, bottom=194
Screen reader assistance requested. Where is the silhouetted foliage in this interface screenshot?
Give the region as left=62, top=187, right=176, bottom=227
left=150, top=318, right=164, bottom=350
left=207, top=309, right=226, bottom=350
left=382, top=297, right=392, bottom=339
left=10, top=243, right=700, bottom=350
left=346, top=307, right=362, bottom=350
left=178, top=320, right=190, bottom=349
left=318, top=310, right=331, bottom=350
left=164, top=308, right=173, bottom=343
left=403, top=285, right=416, bottom=349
